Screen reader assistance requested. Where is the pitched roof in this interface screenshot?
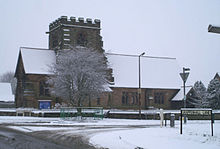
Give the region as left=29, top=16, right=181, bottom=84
left=107, top=53, right=182, bottom=89
left=0, top=83, right=14, bottom=102
left=20, top=47, right=56, bottom=75
left=171, top=87, right=192, bottom=101
left=17, top=48, right=183, bottom=90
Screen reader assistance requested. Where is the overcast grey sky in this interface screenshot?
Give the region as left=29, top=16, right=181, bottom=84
left=0, top=0, right=219, bottom=86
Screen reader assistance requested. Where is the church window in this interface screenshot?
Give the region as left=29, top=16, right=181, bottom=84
left=122, top=92, right=127, bottom=104
left=131, top=92, right=138, bottom=105
left=97, top=97, right=100, bottom=105
left=23, top=82, right=34, bottom=96
left=52, top=35, right=58, bottom=48
left=154, top=92, right=165, bottom=104
left=122, top=92, right=138, bottom=105
left=77, top=33, right=87, bottom=46
left=39, top=81, right=50, bottom=97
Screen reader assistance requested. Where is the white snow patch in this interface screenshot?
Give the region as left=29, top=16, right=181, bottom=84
left=90, top=120, right=220, bottom=149
left=1, top=116, right=220, bottom=149
left=172, top=87, right=192, bottom=101
left=107, top=54, right=182, bottom=89
left=21, top=48, right=55, bottom=75
left=0, top=83, right=14, bottom=102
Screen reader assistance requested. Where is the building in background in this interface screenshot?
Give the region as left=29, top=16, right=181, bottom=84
left=0, top=83, right=15, bottom=108
left=15, top=16, right=184, bottom=109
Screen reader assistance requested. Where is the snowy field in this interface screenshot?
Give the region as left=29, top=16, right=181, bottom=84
left=0, top=116, right=219, bottom=149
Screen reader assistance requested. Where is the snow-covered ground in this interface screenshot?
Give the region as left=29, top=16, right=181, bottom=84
left=0, top=116, right=219, bottom=149
left=90, top=121, right=220, bottom=149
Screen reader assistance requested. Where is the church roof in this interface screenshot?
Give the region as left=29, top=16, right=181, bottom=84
left=17, top=47, right=182, bottom=90
left=20, top=47, right=56, bottom=75
left=0, top=83, right=14, bottom=102
left=107, top=53, right=182, bottom=89
left=171, top=87, right=192, bottom=101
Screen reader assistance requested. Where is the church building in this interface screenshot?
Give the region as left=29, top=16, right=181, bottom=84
left=15, top=16, right=184, bottom=109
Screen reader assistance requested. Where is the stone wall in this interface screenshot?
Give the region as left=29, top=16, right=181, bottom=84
left=48, top=16, right=103, bottom=52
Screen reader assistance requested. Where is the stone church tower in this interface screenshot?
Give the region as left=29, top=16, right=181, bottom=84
left=47, top=16, right=103, bottom=52
left=15, top=16, right=113, bottom=109
left=48, top=16, right=114, bottom=84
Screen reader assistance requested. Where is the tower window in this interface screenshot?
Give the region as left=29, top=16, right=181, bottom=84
left=77, top=33, right=87, bottom=46
left=52, top=35, right=58, bottom=48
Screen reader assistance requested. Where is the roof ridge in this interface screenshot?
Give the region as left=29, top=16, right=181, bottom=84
left=105, top=52, right=176, bottom=60
left=0, top=82, right=12, bottom=84
left=20, top=47, right=53, bottom=51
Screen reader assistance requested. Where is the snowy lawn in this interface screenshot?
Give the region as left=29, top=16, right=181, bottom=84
left=0, top=116, right=219, bottom=149
left=90, top=120, right=220, bottom=149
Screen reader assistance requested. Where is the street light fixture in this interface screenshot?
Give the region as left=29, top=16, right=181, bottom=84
left=138, top=52, right=145, bottom=119
left=208, top=25, right=220, bottom=34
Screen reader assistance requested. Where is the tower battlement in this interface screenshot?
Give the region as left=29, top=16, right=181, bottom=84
left=49, top=16, right=101, bottom=31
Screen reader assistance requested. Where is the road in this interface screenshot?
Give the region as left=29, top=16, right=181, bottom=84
left=0, top=126, right=96, bottom=149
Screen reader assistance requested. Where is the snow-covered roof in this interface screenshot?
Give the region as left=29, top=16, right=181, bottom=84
left=0, top=83, right=14, bottom=102
left=107, top=54, right=182, bottom=89
left=21, top=48, right=56, bottom=75
left=19, top=48, right=183, bottom=90
left=172, top=87, right=192, bottom=101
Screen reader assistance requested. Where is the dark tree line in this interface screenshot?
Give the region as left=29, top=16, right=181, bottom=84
left=188, top=78, right=220, bottom=109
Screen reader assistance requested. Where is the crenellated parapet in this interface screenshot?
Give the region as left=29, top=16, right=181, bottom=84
left=49, top=16, right=101, bottom=31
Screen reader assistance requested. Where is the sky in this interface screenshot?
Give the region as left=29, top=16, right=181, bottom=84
left=0, top=0, right=219, bottom=86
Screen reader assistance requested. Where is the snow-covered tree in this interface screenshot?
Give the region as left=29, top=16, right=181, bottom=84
left=187, top=81, right=209, bottom=108
left=0, top=71, right=17, bottom=94
left=207, top=78, right=220, bottom=109
left=48, top=46, right=110, bottom=107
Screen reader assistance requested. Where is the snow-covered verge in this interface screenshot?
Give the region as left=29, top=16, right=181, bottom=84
left=90, top=120, right=220, bottom=149
left=0, top=116, right=219, bottom=149
left=0, top=116, right=158, bottom=127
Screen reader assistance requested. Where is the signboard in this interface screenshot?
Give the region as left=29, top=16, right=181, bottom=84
left=180, top=72, right=189, bottom=82
left=39, top=100, right=51, bottom=109
left=180, top=108, right=213, bottom=136
left=181, top=110, right=211, bottom=116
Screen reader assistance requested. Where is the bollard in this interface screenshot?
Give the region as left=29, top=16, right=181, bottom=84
left=160, top=109, right=164, bottom=127
left=170, top=114, right=175, bottom=127
left=164, top=113, right=167, bottom=127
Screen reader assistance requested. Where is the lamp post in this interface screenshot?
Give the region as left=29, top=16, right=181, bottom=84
left=138, top=52, right=145, bottom=119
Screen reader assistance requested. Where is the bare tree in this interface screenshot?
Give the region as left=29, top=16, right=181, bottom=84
left=48, top=46, right=110, bottom=107
left=0, top=71, right=17, bottom=94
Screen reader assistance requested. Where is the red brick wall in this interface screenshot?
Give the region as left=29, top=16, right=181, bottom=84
left=90, top=87, right=179, bottom=110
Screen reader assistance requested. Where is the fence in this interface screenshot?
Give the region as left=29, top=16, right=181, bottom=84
left=60, top=107, right=104, bottom=120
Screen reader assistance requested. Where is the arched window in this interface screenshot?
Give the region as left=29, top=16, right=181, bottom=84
left=154, top=92, right=165, bottom=104
left=39, top=81, right=50, bottom=97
